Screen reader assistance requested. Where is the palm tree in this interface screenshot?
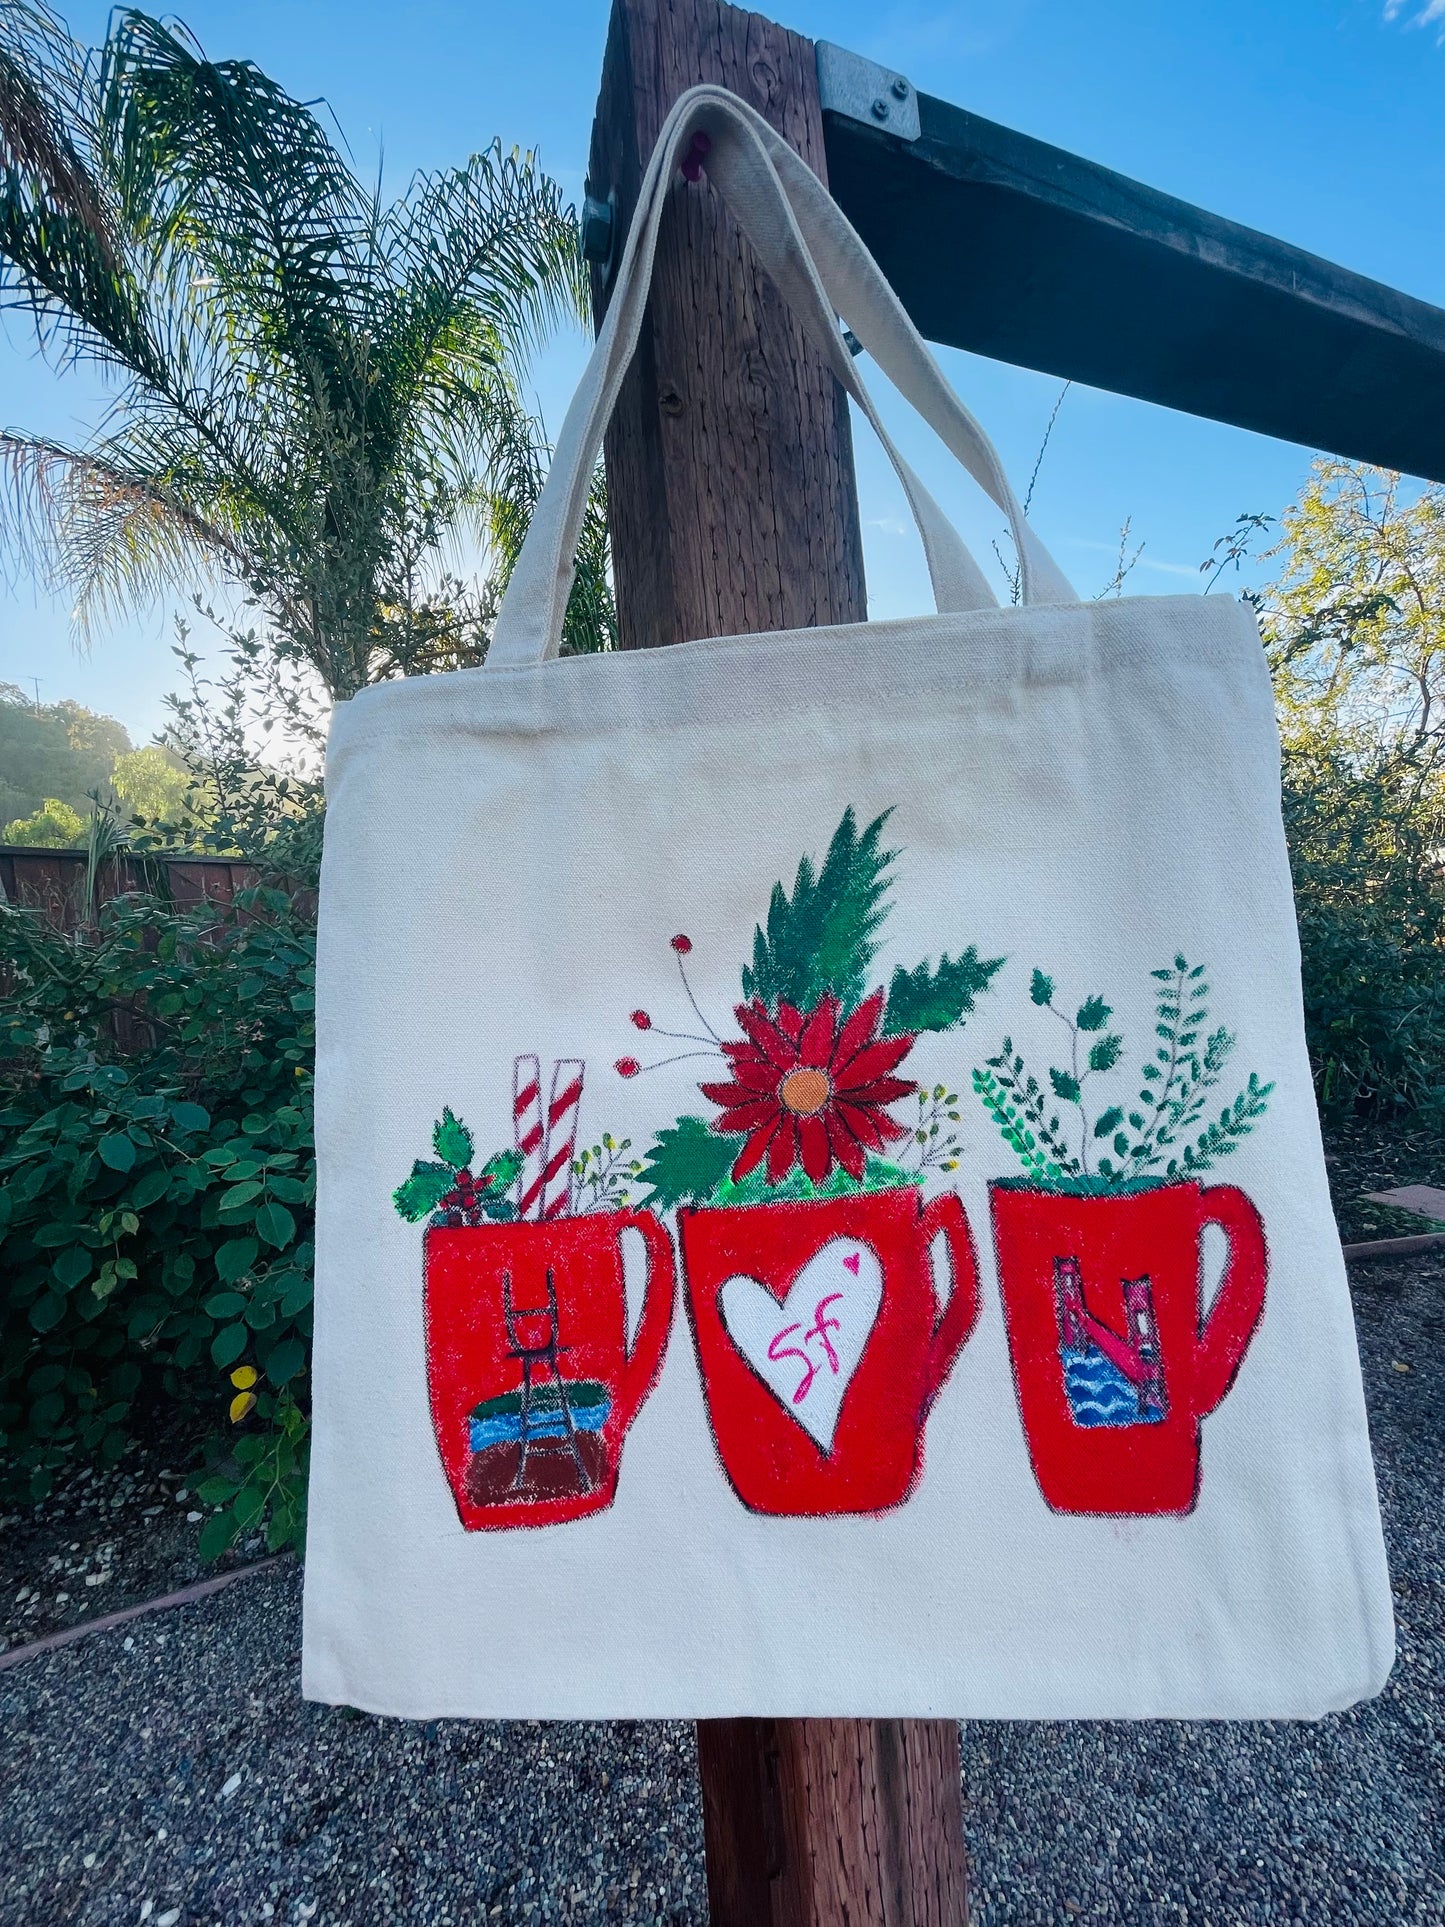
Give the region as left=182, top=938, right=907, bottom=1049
left=0, top=8, right=611, bottom=701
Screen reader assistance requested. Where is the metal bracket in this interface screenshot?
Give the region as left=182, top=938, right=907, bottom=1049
left=815, top=42, right=920, bottom=142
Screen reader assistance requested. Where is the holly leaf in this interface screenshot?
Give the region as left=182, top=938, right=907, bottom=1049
left=392, top=1160, right=455, bottom=1223
left=1049, top=1068, right=1082, bottom=1103
left=478, top=1148, right=524, bottom=1193
left=636, top=1117, right=737, bottom=1210
left=881, top=949, right=1004, bottom=1036
left=1076, top=996, right=1112, bottom=1031
left=741, top=807, right=897, bottom=1012
left=433, top=1108, right=473, bottom=1170
left=1088, top=1033, right=1123, bottom=1073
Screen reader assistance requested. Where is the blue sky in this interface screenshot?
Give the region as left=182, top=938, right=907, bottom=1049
left=2, top=0, right=1442, bottom=741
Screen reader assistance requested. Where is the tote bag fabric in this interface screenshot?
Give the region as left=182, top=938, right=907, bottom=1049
left=303, top=85, right=1393, bottom=1721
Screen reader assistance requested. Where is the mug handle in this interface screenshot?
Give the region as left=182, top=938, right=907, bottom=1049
left=612, top=1208, right=677, bottom=1434
left=919, top=1191, right=982, bottom=1408
left=1192, top=1185, right=1269, bottom=1417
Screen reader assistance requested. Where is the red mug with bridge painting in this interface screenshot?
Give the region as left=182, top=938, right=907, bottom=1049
left=423, top=1210, right=675, bottom=1531
left=679, top=1186, right=980, bottom=1516
left=989, top=1180, right=1268, bottom=1516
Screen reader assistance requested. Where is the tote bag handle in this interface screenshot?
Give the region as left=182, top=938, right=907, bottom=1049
left=489, top=86, right=1075, bottom=672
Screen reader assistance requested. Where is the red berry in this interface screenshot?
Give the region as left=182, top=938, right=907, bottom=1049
left=670, top=934, right=692, bottom=954
left=615, top=1057, right=641, bottom=1078
left=630, top=1009, right=652, bottom=1030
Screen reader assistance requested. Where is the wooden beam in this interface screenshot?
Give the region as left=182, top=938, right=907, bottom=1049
left=587, top=0, right=864, bottom=652
left=818, top=73, right=1445, bottom=483
left=587, top=3, right=969, bottom=1922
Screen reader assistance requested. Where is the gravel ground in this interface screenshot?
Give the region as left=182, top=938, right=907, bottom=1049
left=3, top=1251, right=1439, bottom=1925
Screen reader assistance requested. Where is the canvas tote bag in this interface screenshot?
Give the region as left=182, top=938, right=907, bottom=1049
left=303, top=85, right=1393, bottom=1720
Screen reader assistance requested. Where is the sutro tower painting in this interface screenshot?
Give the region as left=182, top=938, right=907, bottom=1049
left=1053, top=1256, right=1168, bottom=1428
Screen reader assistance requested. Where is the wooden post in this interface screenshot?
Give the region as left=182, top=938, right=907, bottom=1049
left=587, top=3, right=969, bottom=1921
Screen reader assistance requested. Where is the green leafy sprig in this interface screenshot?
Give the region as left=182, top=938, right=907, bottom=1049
left=973, top=956, right=1274, bottom=1193
left=572, top=1135, right=643, bottom=1213
left=392, top=1109, right=523, bottom=1225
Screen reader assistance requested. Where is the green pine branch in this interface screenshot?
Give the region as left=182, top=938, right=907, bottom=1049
left=636, top=1116, right=738, bottom=1211
left=741, top=807, right=896, bottom=1013
left=882, top=948, right=1004, bottom=1036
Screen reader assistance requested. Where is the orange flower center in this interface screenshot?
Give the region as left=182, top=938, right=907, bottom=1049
left=779, top=1067, right=831, bottom=1116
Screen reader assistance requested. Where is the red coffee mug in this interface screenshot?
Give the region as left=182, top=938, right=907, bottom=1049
left=679, top=1186, right=980, bottom=1516
left=990, top=1180, right=1268, bottom=1516
left=423, top=1209, right=675, bottom=1531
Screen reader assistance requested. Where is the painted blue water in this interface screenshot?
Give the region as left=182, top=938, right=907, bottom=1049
left=470, top=1400, right=610, bottom=1453
left=1061, top=1347, right=1163, bottom=1428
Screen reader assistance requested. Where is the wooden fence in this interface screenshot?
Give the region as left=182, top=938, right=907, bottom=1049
left=0, top=845, right=311, bottom=934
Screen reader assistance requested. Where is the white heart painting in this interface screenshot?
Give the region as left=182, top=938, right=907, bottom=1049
left=718, top=1240, right=883, bottom=1452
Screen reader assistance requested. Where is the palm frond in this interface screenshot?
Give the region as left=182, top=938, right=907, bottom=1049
left=0, top=1, right=113, bottom=259
left=0, top=426, right=239, bottom=626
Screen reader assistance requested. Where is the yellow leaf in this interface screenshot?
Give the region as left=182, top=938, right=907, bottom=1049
left=229, top=1391, right=257, bottom=1423
left=230, top=1365, right=258, bottom=1390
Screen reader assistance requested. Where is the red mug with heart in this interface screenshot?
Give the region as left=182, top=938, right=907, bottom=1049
left=678, top=1186, right=980, bottom=1515
left=990, top=1180, right=1268, bottom=1516
left=424, top=1209, right=675, bottom=1531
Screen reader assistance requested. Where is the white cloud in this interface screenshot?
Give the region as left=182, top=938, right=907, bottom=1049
left=1384, top=0, right=1445, bottom=38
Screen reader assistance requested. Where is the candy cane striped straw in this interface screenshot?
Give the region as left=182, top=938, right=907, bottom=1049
left=539, top=1059, right=585, bottom=1221
left=513, top=1054, right=547, bottom=1221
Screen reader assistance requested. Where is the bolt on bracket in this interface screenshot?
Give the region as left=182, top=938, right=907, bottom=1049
left=815, top=42, right=920, bottom=143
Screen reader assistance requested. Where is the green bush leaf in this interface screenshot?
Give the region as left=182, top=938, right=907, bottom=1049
left=196, top=1476, right=238, bottom=1506
left=216, top=1237, right=260, bottom=1283
left=205, top=1291, right=248, bottom=1319
left=52, top=1247, right=94, bottom=1289
left=254, top=1201, right=296, bottom=1249
left=1049, top=1068, right=1082, bottom=1104
left=130, top=1166, right=171, bottom=1208
left=265, top=1336, right=305, bottom=1385
left=1029, top=969, right=1054, bottom=1007
left=211, top=1322, right=249, bottom=1369
left=1075, top=996, right=1112, bottom=1032
left=197, top=1510, right=235, bottom=1562
left=219, top=1180, right=264, bottom=1213
left=98, top=1133, right=137, bottom=1172
left=1093, top=1106, right=1125, bottom=1139
left=170, top=1101, right=212, bottom=1133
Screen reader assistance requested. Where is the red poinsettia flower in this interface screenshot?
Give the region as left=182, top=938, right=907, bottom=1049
left=701, top=989, right=916, bottom=1185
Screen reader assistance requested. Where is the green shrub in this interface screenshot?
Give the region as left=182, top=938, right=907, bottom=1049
left=0, top=881, right=315, bottom=1556
left=1284, top=745, right=1445, bottom=1119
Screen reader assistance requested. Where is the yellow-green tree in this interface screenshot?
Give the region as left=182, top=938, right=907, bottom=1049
left=110, top=744, right=189, bottom=823
left=1257, top=460, right=1445, bottom=1114
left=3, top=796, right=85, bottom=845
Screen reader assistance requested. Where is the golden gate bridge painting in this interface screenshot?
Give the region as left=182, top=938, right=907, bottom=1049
left=1053, top=1256, right=1168, bottom=1428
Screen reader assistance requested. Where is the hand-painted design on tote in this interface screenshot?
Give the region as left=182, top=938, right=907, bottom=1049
left=974, top=958, right=1272, bottom=1516
left=618, top=807, right=996, bottom=1516
left=393, top=1073, right=674, bottom=1531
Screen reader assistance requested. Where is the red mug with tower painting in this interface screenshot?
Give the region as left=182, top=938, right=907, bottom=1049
left=424, top=1209, right=675, bottom=1531
left=989, top=1180, right=1268, bottom=1516
left=679, top=1186, right=980, bottom=1516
